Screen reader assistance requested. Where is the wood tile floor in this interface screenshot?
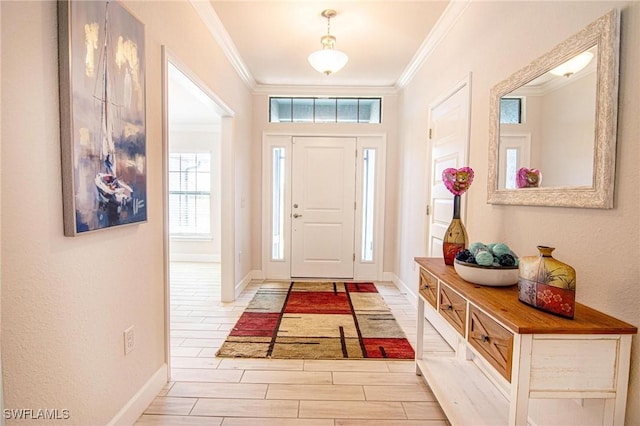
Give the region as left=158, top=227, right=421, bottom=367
left=136, top=262, right=453, bottom=425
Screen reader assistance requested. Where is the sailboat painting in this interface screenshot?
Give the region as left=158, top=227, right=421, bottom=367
left=58, top=0, right=147, bottom=235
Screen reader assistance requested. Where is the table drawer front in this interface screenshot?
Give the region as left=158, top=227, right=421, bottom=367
left=468, top=305, right=514, bottom=382
left=419, top=268, right=438, bottom=308
left=530, top=337, right=618, bottom=392
left=438, top=284, right=467, bottom=336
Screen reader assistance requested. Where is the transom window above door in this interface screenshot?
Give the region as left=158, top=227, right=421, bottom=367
left=269, top=97, right=381, bottom=123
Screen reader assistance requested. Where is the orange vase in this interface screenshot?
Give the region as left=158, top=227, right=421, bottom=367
left=518, top=246, right=576, bottom=319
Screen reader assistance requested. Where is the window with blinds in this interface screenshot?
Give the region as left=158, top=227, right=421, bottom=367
left=168, top=152, right=212, bottom=237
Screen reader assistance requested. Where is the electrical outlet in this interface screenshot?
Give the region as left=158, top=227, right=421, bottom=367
left=124, top=326, right=135, bottom=355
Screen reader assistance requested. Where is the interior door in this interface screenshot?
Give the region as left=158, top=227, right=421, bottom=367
left=428, top=77, right=471, bottom=257
left=291, top=137, right=356, bottom=278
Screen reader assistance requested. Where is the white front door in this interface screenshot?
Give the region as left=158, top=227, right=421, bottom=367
left=427, top=76, right=471, bottom=257
left=291, top=137, right=356, bottom=278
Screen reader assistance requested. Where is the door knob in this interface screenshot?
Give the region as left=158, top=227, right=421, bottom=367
left=293, top=213, right=302, bottom=218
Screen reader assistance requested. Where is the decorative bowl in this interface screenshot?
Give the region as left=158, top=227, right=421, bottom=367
left=453, top=259, right=518, bottom=287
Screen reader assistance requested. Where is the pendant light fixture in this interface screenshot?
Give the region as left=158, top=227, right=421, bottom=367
left=308, top=9, right=349, bottom=75
left=549, top=51, right=594, bottom=77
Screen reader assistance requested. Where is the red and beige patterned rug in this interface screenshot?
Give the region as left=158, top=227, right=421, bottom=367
left=216, top=281, right=415, bottom=360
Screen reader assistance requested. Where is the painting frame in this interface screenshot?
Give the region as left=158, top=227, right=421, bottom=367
left=58, top=0, right=147, bottom=236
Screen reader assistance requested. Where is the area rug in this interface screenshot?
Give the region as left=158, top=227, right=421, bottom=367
left=216, top=281, right=415, bottom=360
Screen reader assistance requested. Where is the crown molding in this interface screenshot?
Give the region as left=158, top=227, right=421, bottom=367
left=511, top=67, right=596, bottom=97
left=190, top=0, right=256, bottom=90
left=396, top=0, right=471, bottom=89
left=252, top=84, right=399, bottom=97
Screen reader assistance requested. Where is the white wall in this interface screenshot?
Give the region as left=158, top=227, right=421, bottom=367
left=397, top=1, right=639, bottom=424
left=0, top=1, right=251, bottom=424
left=540, top=72, right=596, bottom=186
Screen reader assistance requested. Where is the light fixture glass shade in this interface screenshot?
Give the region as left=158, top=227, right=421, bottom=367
left=308, top=48, right=349, bottom=75
left=308, top=11, right=348, bottom=75
left=550, top=51, right=594, bottom=77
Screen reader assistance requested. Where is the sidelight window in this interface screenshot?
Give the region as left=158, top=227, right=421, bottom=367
left=271, top=147, right=286, bottom=260
left=361, top=149, right=376, bottom=262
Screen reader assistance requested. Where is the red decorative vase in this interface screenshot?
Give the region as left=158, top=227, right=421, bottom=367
left=518, top=246, right=576, bottom=319
left=443, top=195, right=468, bottom=265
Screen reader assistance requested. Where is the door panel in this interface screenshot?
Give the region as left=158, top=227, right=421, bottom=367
left=291, top=137, right=356, bottom=278
left=428, top=77, right=471, bottom=256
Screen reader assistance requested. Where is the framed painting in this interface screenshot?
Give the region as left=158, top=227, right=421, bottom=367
left=58, top=0, right=147, bottom=236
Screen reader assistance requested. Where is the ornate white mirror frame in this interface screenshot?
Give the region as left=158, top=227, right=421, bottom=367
left=487, top=9, right=620, bottom=208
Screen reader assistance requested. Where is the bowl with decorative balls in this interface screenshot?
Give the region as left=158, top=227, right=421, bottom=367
left=453, top=242, right=519, bottom=286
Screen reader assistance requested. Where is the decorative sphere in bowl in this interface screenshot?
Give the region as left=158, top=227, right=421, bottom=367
left=453, top=259, right=518, bottom=286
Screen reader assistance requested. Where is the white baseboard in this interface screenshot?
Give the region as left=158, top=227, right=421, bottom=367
left=235, top=270, right=257, bottom=299
left=382, top=271, right=397, bottom=283
left=108, top=363, right=167, bottom=426
left=384, top=271, right=418, bottom=308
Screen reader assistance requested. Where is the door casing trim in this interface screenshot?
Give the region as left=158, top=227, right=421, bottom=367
left=261, top=132, right=387, bottom=281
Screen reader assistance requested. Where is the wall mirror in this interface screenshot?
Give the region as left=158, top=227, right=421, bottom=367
left=487, top=9, right=620, bottom=208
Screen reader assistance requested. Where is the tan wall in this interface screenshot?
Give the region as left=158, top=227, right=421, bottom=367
left=0, top=1, right=251, bottom=424
left=397, top=1, right=639, bottom=423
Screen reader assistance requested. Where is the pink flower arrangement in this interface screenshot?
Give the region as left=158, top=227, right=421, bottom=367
left=442, top=167, right=474, bottom=196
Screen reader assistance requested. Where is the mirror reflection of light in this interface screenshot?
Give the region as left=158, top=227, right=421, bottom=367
left=549, top=51, right=594, bottom=77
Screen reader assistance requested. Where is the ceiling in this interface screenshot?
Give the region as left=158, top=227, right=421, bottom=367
left=168, top=63, right=222, bottom=126
left=208, top=1, right=450, bottom=88
left=169, top=1, right=452, bottom=126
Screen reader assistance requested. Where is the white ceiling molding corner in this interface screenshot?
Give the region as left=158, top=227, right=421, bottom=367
left=189, top=0, right=256, bottom=90
left=395, top=0, right=472, bottom=90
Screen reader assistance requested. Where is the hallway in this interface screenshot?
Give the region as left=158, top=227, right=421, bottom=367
left=135, top=262, right=452, bottom=424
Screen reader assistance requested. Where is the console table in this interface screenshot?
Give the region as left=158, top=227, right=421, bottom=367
left=414, top=257, right=637, bottom=426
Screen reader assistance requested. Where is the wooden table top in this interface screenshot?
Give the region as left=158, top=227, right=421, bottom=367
left=415, top=257, right=637, bottom=335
